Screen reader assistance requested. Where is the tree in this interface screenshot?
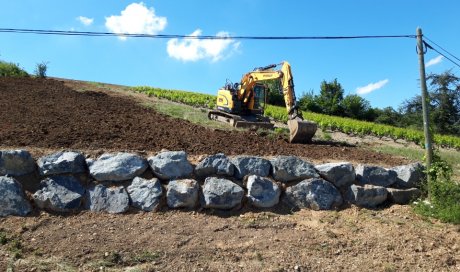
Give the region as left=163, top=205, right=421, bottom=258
left=374, top=106, right=402, bottom=126
left=265, top=79, right=285, bottom=106
left=317, top=79, right=344, bottom=115
left=298, top=90, right=322, bottom=113
left=341, top=94, right=372, bottom=120
left=427, top=71, right=460, bottom=134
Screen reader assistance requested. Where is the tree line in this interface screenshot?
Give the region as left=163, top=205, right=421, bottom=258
left=267, top=70, right=460, bottom=136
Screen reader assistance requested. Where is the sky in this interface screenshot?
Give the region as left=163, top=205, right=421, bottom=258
left=1, top=0, right=459, bottom=109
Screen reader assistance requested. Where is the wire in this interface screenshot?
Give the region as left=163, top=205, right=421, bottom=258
left=424, top=41, right=460, bottom=69
left=0, top=27, right=417, bottom=40
left=424, top=35, right=460, bottom=63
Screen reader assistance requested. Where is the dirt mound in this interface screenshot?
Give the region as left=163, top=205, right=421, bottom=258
left=0, top=77, right=407, bottom=166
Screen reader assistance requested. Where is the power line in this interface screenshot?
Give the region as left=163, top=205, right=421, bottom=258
left=424, top=35, right=460, bottom=63
left=0, top=27, right=417, bottom=40
left=423, top=41, right=460, bottom=69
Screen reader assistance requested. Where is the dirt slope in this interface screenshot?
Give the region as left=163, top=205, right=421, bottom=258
left=0, top=77, right=407, bottom=166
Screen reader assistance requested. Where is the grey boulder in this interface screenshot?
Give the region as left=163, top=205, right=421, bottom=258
left=356, top=165, right=397, bottom=187
left=148, top=151, right=193, bottom=180
left=346, top=184, right=388, bottom=207
left=285, top=178, right=343, bottom=210
left=316, top=162, right=355, bottom=188
left=202, top=177, right=244, bottom=209
left=0, top=176, right=32, bottom=217
left=387, top=187, right=421, bottom=204
left=37, top=151, right=86, bottom=176
left=167, top=179, right=199, bottom=209
left=271, top=156, right=319, bottom=183
left=246, top=175, right=281, bottom=208
left=33, top=176, right=85, bottom=212
left=85, top=184, right=129, bottom=213
left=127, top=177, right=163, bottom=211
left=391, top=162, right=424, bottom=188
left=0, top=150, right=36, bottom=176
left=231, top=156, right=271, bottom=179
left=89, top=153, right=148, bottom=182
left=194, top=153, right=234, bottom=177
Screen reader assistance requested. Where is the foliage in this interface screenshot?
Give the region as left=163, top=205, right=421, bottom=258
left=134, top=86, right=216, bottom=109
left=34, top=61, right=49, bottom=78
left=317, top=79, right=344, bottom=116
left=0, top=60, right=29, bottom=77
left=414, top=153, right=460, bottom=224
left=134, top=85, right=460, bottom=149
left=399, top=71, right=460, bottom=135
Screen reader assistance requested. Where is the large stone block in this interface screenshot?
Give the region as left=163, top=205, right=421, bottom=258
left=127, top=177, right=163, bottom=211
left=167, top=179, right=199, bottom=209
left=37, top=151, right=87, bottom=176
left=33, top=175, right=85, bottom=212
left=0, top=176, right=32, bottom=217
left=356, top=164, right=396, bottom=187
left=89, top=153, right=148, bottom=182
left=246, top=175, right=280, bottom=208
left=391, top=162, right=425, bottom=189
left=194, top=153, right=234, bottom=177
left=315, top=162, right=355, bottom=188
left=285, top=178, right=343, bottom=210
left=0, top=150, right=36, bottom=176
left=202, top=177, right=244, bottom=209
left=346, top=184, right=388, bottom=207
left=148, top=151, right=193, bottom=180
left=85, top=184, right=129, bottom=214
left=271, top=156, right=318, bottom=183
left=231, top=156, right=271, bottom=180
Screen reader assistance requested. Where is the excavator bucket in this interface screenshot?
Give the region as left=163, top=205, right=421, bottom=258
left=288, top=120, right=317, bottom=144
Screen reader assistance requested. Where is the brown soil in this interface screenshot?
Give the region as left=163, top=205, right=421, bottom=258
left=0, top=77, right=407, bottom=166
left=1, top=77, right=459, bottom=271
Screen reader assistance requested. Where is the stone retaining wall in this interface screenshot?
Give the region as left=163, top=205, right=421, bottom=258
left=0, top=149, right=424, bottom=217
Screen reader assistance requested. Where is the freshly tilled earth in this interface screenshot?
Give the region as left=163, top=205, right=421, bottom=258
left=1, top=77, right=459, bottom=271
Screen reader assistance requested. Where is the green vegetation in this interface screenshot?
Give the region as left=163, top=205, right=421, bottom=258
left=34, top=61, right=48, bottom=78
left=0, top=60, right=29, bottom=77
left=134, top=85, right=460, bottom=150
left=413, top=154, right=460, bottom=224
left=266, top=105, right=460, bottom=149
left=134, top=86, right=216, bottom=109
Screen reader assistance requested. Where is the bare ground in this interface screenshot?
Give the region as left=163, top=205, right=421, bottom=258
left=0, top=77, right=459, bottom=271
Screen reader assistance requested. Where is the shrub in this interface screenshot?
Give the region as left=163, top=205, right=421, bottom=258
left=0, top=60, right=29, bottom=77
left=34, top=61, right=48, bottom=78
left=413, top=154, right=460, bottom=224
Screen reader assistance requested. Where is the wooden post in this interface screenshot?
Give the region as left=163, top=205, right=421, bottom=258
left=416, top=27, right=433, bottom=184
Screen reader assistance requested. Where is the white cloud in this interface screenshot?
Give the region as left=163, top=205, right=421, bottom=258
left=356, top=79, right=389, bottom=95
left=77, top=16, right=94, bottom=26
left=426, top=55, right=443, bottom=68
left=105, top=2, right=167, bottom=41
left=167, top=29, right=240, bottom=62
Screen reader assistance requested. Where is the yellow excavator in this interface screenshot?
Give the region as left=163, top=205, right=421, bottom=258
left=208, top=61, right=317, bottom=143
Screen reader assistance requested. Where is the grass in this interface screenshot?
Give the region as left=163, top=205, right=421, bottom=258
left=373, top=145, right=460, bottom=180
left=142, top=100, right=239, bottom=131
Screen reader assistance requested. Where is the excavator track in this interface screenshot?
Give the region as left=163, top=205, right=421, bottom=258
left=208, top=110, right=274, bottom=130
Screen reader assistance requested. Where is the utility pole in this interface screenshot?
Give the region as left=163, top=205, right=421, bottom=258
left=416, top=27, right=433, bottom=185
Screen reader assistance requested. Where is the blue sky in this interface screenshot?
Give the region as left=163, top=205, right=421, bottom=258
left=1, top=0, right=459, bottom=109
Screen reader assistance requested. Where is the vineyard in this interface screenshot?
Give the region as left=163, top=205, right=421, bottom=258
left=134, top=86, right=460, bottom=150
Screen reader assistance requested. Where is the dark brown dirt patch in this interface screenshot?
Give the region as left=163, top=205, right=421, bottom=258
left=0, top=77, right=407, bottom=166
